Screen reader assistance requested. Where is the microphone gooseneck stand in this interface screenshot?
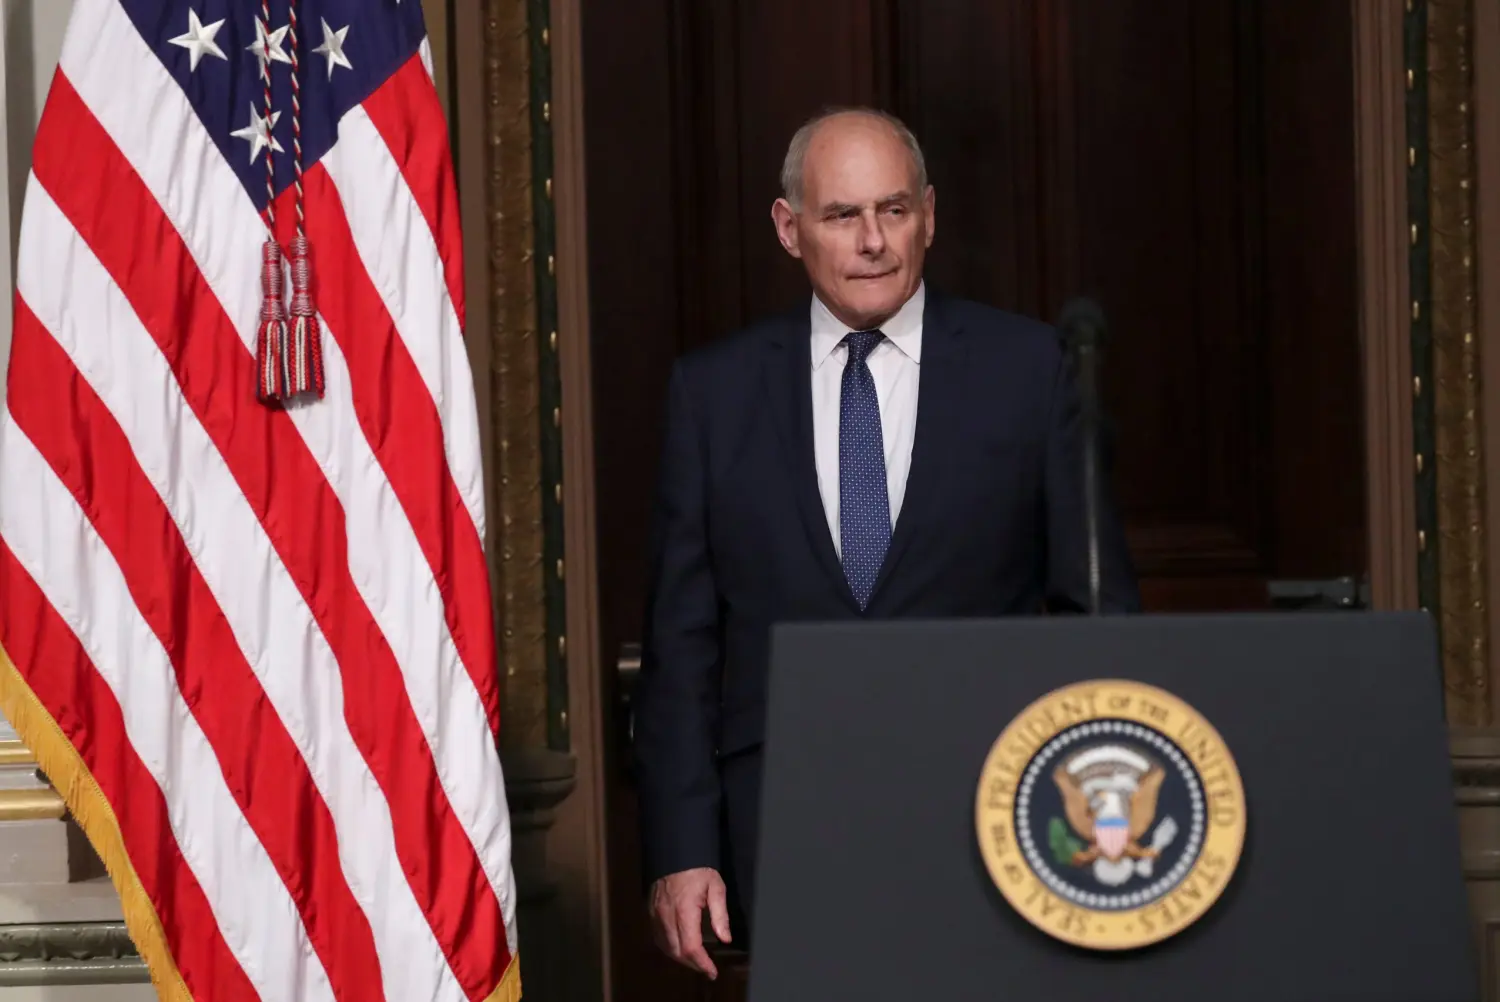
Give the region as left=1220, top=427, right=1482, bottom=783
left=1057, top=298, right=1108, bottom=616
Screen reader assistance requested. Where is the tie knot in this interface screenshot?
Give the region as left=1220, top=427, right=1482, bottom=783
left=843, top=329, right=884, bottom=365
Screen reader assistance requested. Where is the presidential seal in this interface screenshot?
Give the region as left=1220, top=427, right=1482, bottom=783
left=974, top=680, right=1245, bottom=950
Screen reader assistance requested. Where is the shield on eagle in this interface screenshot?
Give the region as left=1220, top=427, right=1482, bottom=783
left=1094, top=815, right=1129, bottom=859
left=1053, top=743, right=1169, bottom=873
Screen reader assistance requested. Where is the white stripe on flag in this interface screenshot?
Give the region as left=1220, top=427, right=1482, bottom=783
left=321, top=104, right=514, bottom=918
left=13, top=180, right=468, bottom=1002
left=323, top=102, right=486, bottom=542
left=420, top=36, right=435, bottom=80
left=62, top=0, right=515, bottom=948
left=0, top=414, right=335, bottom=1002
left=60, top=0, right=261, bottom=334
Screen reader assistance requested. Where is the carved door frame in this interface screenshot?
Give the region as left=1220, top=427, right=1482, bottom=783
left=1358, top=0, right=1500, bottom=722
left=441, top=0, right=611, bottom=999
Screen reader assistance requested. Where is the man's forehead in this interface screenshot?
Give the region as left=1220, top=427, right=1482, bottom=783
left=816, top=190, right=915, bottom=212
left=805, top=116, right=909, bottom=165
left=804, top=133, right=918, bottom=199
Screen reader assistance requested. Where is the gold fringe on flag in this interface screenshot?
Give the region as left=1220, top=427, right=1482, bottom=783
left=0, top=640, right=522, bottom=1000
left=487, top=954, right=523, bottom=1002
left=0, top=643, right=194, bottom=1002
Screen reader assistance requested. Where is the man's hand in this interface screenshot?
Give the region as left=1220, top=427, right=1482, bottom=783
left=648, top=867, right=731, bottom=978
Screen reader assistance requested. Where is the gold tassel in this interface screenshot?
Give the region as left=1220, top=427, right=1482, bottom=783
left=0, top=644, right=195, bottom=1002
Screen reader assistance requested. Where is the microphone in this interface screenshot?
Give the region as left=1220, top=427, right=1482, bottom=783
left=1056, top=298, right=1108, bottom=615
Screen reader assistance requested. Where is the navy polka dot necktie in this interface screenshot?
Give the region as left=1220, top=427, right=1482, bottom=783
left=839, top=329, right=891, bottom=609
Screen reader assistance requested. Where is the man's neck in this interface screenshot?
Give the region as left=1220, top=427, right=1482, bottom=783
left=814, top=282, right=924, bottom=333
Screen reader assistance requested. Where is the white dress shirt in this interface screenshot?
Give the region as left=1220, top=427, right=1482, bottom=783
left=810, top=282, right=924, bottom=557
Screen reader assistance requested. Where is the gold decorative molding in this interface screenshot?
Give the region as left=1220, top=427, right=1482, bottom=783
left=1429, top=0, right=1491, bottom=724
left=482, top=0, right=548, bottom=750
left=1476, top=0, right=1500, bottom=724
left=0, top=787, right=64, bottom=822
left=450, top=4, right=603, bottom=998
left=0, top=739, right=35, bottom=766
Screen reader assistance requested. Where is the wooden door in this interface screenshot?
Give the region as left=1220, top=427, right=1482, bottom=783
left=580, top=2, right=1363, bottom=999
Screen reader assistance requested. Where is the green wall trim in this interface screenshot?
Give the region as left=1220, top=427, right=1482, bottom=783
left=1406, top=0, right=1440, bottom=638
left=529, top=0, right=569, bottom=752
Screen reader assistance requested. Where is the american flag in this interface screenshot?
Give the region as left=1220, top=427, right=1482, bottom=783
left=0, top=1, right=519, bottom=1000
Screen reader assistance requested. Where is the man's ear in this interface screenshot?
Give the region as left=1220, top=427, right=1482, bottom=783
left=922, top=185, right=936, bottom=248
left=771, top=198, right=803, bottom=259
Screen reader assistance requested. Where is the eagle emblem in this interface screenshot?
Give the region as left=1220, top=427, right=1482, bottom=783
left=977, top=680, right=1245, bottom=949
left=1050, top=743, right=1180, bottom=887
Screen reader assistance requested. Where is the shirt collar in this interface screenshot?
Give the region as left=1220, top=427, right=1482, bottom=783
left=810, top=281, right=925, bottom=369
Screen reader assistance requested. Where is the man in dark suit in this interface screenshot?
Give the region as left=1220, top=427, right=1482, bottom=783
left=634, top=106, right=1139, bottom=979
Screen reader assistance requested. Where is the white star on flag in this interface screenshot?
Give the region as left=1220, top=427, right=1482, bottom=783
left=168, top=9, right=226, bottom=71
left=247, top=21, right=291, bottom=69
left=313, top=20, right=353, bottom=80
left=230, top=105, right=283, bottom=164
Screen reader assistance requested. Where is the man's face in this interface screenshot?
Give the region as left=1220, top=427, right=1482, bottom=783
left=772, top=114, right=935, bottom=331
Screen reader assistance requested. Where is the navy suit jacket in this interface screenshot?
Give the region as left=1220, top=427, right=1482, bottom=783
left=633, top=290, right=1140, bottom=887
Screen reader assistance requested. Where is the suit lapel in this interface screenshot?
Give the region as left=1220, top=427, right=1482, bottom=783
left=869, top=293, right=967, bottom=604
left=763, top=316, right=860, bottom=611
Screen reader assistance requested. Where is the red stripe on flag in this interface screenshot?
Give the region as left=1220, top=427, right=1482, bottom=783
left=280, top=162, right=500, bottom=740
left=361, top=51, right=467, bottom=330
left=35, top=73, right=508, bottom=999
left=7, top=300, right=384, bottom=999
left=0, top=538, right=259, bottom=1002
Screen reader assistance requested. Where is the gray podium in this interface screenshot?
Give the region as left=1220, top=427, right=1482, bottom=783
left=748, top=612, right=1475, bottom=1002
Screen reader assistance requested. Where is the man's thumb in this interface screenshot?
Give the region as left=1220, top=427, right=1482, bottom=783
left=707, top=877, right=732, bottom=943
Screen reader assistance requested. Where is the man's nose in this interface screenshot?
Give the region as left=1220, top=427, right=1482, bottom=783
left=858, top=208, right=886, bottom=254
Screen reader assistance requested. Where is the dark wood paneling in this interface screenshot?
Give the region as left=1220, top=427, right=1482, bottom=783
left=581, top=2, right=1364, bottom=999
left=582, top=4, right=694, bottom=996
left=898, top=0, right=1043, bottom=316
left=1066, top=0, right=1269, bottom=574
left=1261, top=0, right=1364, bottom=578
left=674, top=0, right=899, bottom=334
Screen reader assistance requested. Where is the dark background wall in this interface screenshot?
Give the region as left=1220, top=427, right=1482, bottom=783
left=580, top=2, right=1364, bottom=998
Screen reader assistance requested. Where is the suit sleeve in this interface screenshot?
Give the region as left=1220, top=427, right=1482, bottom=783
left=1043, top=349, right=1142, bottom=613
left=633, top=359, right=726, bottom=885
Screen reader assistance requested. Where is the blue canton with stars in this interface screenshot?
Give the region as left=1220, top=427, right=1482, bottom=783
left=120, top=0, right=428, bottom=212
